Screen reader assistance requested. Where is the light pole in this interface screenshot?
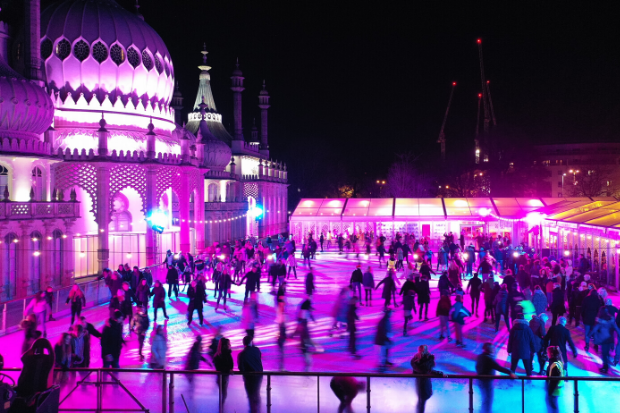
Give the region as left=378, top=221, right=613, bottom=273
left=569, top=169, right=580, bottom=184
left=562, top=173, right=566, bottom=196
left=376, top=180, right=386, bottom=197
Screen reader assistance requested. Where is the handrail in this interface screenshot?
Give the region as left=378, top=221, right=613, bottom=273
left=2, top=367, right=619, bottom=381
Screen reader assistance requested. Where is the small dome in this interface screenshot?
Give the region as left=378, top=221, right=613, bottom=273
left=197, top=119, right=231, bottom=171
left=40, top=0, right=175, bottom=115
left=0, top=58, right=54, bottom=140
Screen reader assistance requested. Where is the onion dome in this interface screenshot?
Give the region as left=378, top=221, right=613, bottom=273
left=40, top=0, right=175, bottom=118
left=0, top=52, right=54, bottom=140
left=196, top=99, right=231, bottom=171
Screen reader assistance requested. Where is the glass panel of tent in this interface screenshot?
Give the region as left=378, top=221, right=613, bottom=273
left=394, top=198, right=420, bottom=217
left=368, top=198, right=394, bottom=217
left=585, top=212, right=620, bottom=228
left=546, top=201, right=615, bottom=220
left=418, top=198, right=445, bottom=217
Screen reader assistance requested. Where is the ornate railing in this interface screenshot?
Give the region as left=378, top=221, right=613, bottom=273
left=205, top=201, right=248, bottom=211
left=0, top=201, right=80, bottom=220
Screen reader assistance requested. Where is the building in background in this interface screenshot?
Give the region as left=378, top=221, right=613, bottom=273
left=535, top=143, right=620, bottom=198
left=0, top=0, right=287, bottom=300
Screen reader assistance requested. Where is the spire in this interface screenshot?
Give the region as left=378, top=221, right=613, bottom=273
left=172, top=81, right=184, bottom=125
left=258, top=80, right=270, bottom=150
left=198, top=96, right=217, bottom=141
left=193, top=44, right=217, bottom=111
left=231, top=58, right=245, bottom=141
left=135, top=0, right=144, bottom=21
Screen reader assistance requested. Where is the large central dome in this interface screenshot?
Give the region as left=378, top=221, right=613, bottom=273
left=40, top=0, right=175, bottom=120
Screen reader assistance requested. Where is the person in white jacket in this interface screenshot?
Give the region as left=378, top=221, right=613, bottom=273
left=24, top=291, right=48, bottom=336
left=286, top=253, right=297, bottom=279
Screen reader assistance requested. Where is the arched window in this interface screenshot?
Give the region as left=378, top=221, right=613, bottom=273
left=52, top=230, right=64, bottom=286
left=110, top=211, right=132, bottom=232
left=30, top=231, right=42, bottom=292
left=226, top=182, right=236, bottom=202
left=208, top=183, right=219, bottom=202
left=3, top=233, right=18, bottom=299
left=32, top=167, right=43, bottom=201
left=0, top=165, right=9, bottom=199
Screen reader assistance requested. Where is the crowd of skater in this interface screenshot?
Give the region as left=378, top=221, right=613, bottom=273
left=5, top=230, right=620, bottom=412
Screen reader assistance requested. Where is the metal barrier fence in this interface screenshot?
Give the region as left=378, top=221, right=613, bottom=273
left=0, top=278, right=111, bottom=336
left=1, top=368, right=619, bottom=413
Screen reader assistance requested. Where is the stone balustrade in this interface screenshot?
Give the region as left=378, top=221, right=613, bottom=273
left=205, top=201, right=248, bottom=211
left=0, top=136, right=53, bottom=156
left=56, top=147, right=200, bottom=166
left=0, top=201, right=80, bottom=221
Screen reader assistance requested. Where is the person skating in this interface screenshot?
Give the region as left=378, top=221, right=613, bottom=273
left=166, top=264, right=179, bottom=299
left=362, top=266, right=375, bottom=306
left=549, top=283, right=566, bottom=326
left=149, top=325, right=167, bottom=369
left=185, top=335, right=209, bottom=383
left=131, top=308, right=149, bottom=360
left=543, top=316, right=577, bottom=376
left=187, top=280, right=207, bottom=325
left=376, top=270, right=397, bottom=309
left=532, top=285, right=548, bottom=318
left=238, top=264, right=262, bottom=302
left=375, top=309, right=393, bottom=371
left=275, top=298, right=288, bottom=371
left=410, top=345, right=446, bottom=413
left=493, top=284, right=510, bottom=332
left=237, top=335, right=264, bottom=413
left=590, top=310, right=620, bottom=373
left=24, top=291, right=48, bottom=337
left=546, top=346, right=565, bottom=413
left=476, top=343, right=516, bottom=413
left=436, top=294, right=452, bottom=341
left=347, top=296, right=361, bottom=359
left=120, top=282, right=135, bottom=335
left=101, top=310, right=125, bottom=368
left=450, top=294, right=471, bottom=347
left=416, top=273, right=431, bottom=320
left=286, top=252, right=297, bottom=279
left=403, top=290, right=416, bottom=336
left=150, top=280, right=169, bottom=322
left=215, top=268, right=232, bottom=311
left=582, top=288, right=602, bottom=352
left=529, top=313, right=549, bottom=374
left=438, top=271, right=454, bottom=297
left=350, top=264, right=364, bottom=299
left=136, top=278, right=151, bottom=309
left=45, top=286, right=55, bottom=321
left=507, top=314, right=536, bottom=376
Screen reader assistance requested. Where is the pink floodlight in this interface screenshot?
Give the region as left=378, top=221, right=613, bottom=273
left=524, top=212, right=546, bottom=226
left=479, top=208, right=491, bottom=217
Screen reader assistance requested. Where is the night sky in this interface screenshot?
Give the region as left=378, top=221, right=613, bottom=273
left=40, top=1, right=620, bottom=204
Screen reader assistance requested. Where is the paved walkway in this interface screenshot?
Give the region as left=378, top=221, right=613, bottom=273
left=1, top=251, right=619, bottom=412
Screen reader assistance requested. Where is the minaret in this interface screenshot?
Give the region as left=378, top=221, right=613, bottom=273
left=258, top=80, right=270, bottom=154
left=171, top=82, right=184, bottom=125
left=24, top=0, right=44, bottom=86
left=251, top=118, right=259, bottom=142
left=231, top=58, right=245, bottom=141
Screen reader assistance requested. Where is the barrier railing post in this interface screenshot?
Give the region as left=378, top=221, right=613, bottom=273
left=162, top=371, right=167, bottom=413
left=97, top=369, right=102, bottom=413
left=468, top=377, right=474, bottom=413
left=169, top=372, right=174, bottom=413
left=521, top=378, right=525, bottom=413
left=219, top=373, right=223, bottom=412
left=366, top=376, right=371, bottom=413
left=574, top=379, right=579, bottom=413
left=317, top=375, right=320, bottom=413
left=267, top=374, right=272, bottom=413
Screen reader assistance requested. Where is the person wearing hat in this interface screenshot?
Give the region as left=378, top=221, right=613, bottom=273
left=350, top=264, right=364, bottom=300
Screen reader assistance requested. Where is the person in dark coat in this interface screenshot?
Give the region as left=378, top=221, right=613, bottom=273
left=185, top=335, right=208, bottom=383
left=466, top=273, right=483, bottom=316
left=349, top=265, right=364, bottom=299
left=150, top=280, right=169, bottom=322
left=166, top=265, right=179, bottom=299
left=543, top=316, right=577, bottom=375
left=507, top=283, right=525, bottom=321
left=549, top=284, right=566, bottom=326
left=135, top=278, right=151, bottom=309
left=237, top=336, right=264, bottom=413
left=590, top=311, right=620, bottom=373
left=501, top=270, right=516, bottom=291
left=376, top=271, right=397, bottom=309
left=411, top=345, right=445, bottom=413
left=362, top=267, right=375, bottom=306
left=347, top=296, right=361, bottom=358
left=106, top=271, right=123, bottom=298
left=493, top=284, right=510, bottom=332
left=330, top=376, right=366, bottom=412
left=66, top=284, right=86, bottom=325
left=187, top=280, right=207, bottom=325
left=131, top=308, right=149, bottom=360
left=476, top=343, right=516, bottom=413
left=374, top=309, right=393, bottom=370
left=101, top=310, right=125, bottom=368
left=415, top=274, right=431, bottom=320
left=216, top=268, right=232, bottom=311
left=507, top=315, right=536, bottom=376
left=305, top=269, right=316, bottom=296
left=581, top=288, right=602, bottom=352
left=529, top=313, right=549, bottom=374
left=438, top=271, right=454, bottom=297
left=238, top=264, right=262, bottom=302
left=213, top=337, right=234, bottom=407
left=120, top=282, right=135, bottom=330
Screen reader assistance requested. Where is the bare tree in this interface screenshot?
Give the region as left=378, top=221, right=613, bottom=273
left=570, top=167, right=619, bottom=198
left=386, top=153, right=420, bottom=197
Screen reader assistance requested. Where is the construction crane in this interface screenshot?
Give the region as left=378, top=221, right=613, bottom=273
left=486, top=80, right=497, bottom=126
left=477, top=39, right=491, bottom=134
left=475, top=93, right=481, bottom=164
left=437, top=82, right=456, bottom=162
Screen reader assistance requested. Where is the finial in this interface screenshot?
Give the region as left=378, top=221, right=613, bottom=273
left=236, top=57, right=239, bottom=68
left=199, top=95, right=208, bottom=115
left=147, top=117, right=155, bottom=135
left=231, top=157, right=236, bottom=165
left=99, top=112, right=107, bottom=130
left=135, top=0, right=144, bottom=20
left=201, top=43, right=208, bottom=65
left=262, top=79, right=266, bottom=90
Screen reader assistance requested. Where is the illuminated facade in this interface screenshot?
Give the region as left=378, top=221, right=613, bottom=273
left=0, top=0, right=287, bottom=300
